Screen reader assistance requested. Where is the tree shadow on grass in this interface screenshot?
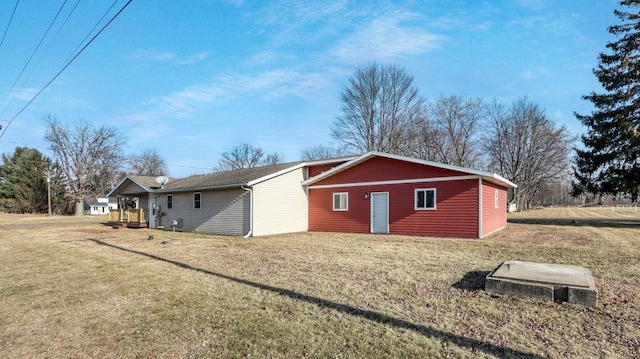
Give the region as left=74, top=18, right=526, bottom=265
left=88, top=239, right=542, bottom=359
left=452, top=271, right=491, bottom=291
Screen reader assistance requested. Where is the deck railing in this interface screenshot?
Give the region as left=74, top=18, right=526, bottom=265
left=108, top=208, right=146, bottom=224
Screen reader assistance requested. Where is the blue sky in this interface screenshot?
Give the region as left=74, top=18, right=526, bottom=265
left=0, top=0, right=621, bottom=177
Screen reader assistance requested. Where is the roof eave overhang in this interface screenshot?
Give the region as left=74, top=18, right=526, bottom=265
left=302, top=151, right=517, bottom=188
left=155, top=183, right=247, bottom=193
left=107, top=176, right=153, bottom=197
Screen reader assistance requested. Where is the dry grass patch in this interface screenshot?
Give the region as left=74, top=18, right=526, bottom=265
left=1, top=208, right=639, bottom=358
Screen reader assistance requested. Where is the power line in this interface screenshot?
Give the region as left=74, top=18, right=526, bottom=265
left=0, top=0, right=70, bottom=108
left=0, top=0, right=20, bottom=48
left=0, top=0, right=82, bottom=121
left=60, top=0, right=119, bottom=71
left=0, top=0, right=134, bottom=140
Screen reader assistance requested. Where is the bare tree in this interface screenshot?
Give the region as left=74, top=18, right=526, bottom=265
left=300, top=145, right=350, bottom=160
left=128, top=148, right=168, bottom=176
left=429, top=95, right=484, bottom=167
left=43, top=115, right=126, bottom=215
left=216, top=143, right=283, bottom=171
left=407, top=95, right=485, bottom=168
left=482, top=98, right=574, bottom=211
left=331, top=63, right=425, bottom=154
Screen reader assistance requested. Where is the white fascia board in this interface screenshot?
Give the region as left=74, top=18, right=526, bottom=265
left=302, top=151, right=517, bottom=189
left=247, top=163, right=306, bottom=186
left=107, top=177, right=129, bottom=197
left=307, top=175, right=479, bottom=189
left=483, top=173, right=517, bottom=189
left=302, top=155, right=359, bottom=166
left=248, top=156, right=359, bottom=187
left=301, top=152, right=376, bottom=186
left=107, top=176, right=153, bottom=197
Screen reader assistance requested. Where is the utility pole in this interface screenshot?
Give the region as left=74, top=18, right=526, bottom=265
left=46, top=170, right=52, bottom=216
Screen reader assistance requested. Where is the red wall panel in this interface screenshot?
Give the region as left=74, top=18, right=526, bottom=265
left=481, top=181, right=508, bottom=236
left=309, top=179, right=480, bottom=238
left=308, top=162, right=347, bottom=178
left=308, top=188, right=370, bottom=233
left=313, top=156, right=469, bottom=186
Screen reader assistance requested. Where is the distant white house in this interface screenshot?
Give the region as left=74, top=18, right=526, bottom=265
left=85, top=197, right=117, bottom=215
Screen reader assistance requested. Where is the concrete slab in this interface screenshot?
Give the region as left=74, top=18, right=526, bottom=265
left=485, top=261, right=598, bottom=307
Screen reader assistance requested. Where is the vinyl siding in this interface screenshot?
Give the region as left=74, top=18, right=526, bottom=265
left=481, top=181, right=508, bottom=237
left=138, top=193, right=150, bottom=223
left=308, top=156, right=483, bottom=238
left=121, top=182, right=148, bottom=195
left=309, top=179, right=479, bottom=238
left=252, top=168, right=307, bottom=236
left=316, top=156, right=469, bottom=185
left=308, top=162, right=348, bottom=177
left=157, top=188, right=249, bottom=235
left=309, top=187, right=370, bottom=233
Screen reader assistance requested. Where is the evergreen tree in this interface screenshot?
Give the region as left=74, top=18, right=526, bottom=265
left=574, top=0, right=640, bottom=201
left=0, top=147, right=63, bottom=213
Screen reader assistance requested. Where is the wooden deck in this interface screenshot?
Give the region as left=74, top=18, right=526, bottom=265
left=108, top=209, right=148, bottom=228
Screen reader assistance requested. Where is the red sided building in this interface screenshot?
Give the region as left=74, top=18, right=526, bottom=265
left=303, top=152, right=517, bottom=238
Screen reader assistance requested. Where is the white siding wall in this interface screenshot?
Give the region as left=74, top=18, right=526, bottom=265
left=252, top=168, right=307, bottom=236
left=158, top=188, right=249, bottom=235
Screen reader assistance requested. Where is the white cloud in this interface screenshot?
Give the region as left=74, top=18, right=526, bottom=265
left=331, top=11, right=443, bottom=64
left=121, top=69, right=331, bottom=122
left=131, top=49, right=210, bottom=65
left=5, top=87, right=40, bottom=102
left=254, top=0, right=350, bottom=45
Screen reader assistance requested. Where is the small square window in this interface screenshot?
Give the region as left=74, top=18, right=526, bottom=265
left=333, top=192, right=348, bottom=211
left=167, top=194, right=173, bottom=210
left=415, top=188, right=436, bottom=210
left=193, top=192, right=201, bottom=210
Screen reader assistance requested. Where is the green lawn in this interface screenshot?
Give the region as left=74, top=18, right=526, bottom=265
left=0, top=208, right=638, bottom=358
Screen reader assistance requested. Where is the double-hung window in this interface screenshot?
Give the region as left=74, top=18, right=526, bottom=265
left=167, top=194, right=173, bottom=210
left=193, top=192, right=201, bottom=210
left=415, top=188, right=436, bottom=210
left=333, top=192, right=348, bottom=211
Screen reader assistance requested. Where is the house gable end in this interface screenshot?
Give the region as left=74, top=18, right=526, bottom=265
left=108, top=176, right=154, bottom=197
left=310, top=156, right=471, bottom=186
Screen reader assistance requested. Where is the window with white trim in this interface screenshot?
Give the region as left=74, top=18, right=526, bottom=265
left=193, top=192, right=201, bottom=210
left=333, top=192, right=348, bottom=211
left=167, top=194, right=173, bottom=210
left=415, top=188, right=436, bottom=210
left=494, top=189, right=499, bottom=209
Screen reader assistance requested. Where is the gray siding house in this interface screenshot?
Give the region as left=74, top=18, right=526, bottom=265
left=107, top=158, right=351, bottom=237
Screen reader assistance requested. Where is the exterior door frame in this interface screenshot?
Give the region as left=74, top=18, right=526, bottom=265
left=370, top=192, right=389, bottom=234
left=148, top=197, right=157, bottom=229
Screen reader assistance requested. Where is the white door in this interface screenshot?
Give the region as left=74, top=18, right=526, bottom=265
left=149, top=198, right=157, bottom=229
left=371, top=192, right=389, bottom=233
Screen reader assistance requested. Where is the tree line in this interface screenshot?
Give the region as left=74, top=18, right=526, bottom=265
left=325, top=63, right=574, bottom=211
left=0, top=116, right=168, bottom=214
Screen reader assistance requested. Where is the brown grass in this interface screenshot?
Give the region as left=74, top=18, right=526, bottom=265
left=0, top=208, right=639, bottom=358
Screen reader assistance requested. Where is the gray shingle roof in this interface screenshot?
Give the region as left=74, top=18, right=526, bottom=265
left=128, top=175, right=160, bottom=190
left=149, top=161, right=303, bottom=192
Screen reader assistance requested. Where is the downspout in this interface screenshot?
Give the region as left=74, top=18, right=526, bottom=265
left=241, top=185, right=253, bottom=238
